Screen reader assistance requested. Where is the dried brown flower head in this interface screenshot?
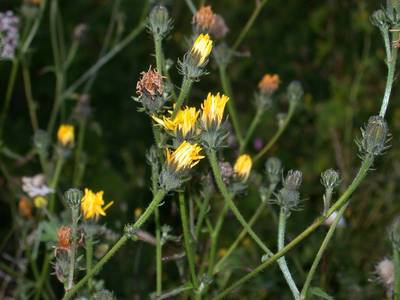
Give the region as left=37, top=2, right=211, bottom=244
left=18, top=197, right=32, bottom=218
left=57, top=226, right=72, bottom=252
left=210, top=14, right=229, bottom=39
left=193, top=6, right=215, bottom=32
left=258, top=74, right=280, bottom=94
left=136, top=67, right=164, bottom=99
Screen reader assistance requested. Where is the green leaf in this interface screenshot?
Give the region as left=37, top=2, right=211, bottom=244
left=309, top=287, right=334, bottom=300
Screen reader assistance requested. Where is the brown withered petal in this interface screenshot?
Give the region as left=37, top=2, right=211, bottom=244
left=18, top=197, right=32, bottom=218
left=57, top=226, right=72, bottom=251
left=193, top=6, right=215, bottom=31
left=136, top=66, right=164, bottom=98
left=210, top=14, right=229, bottom=39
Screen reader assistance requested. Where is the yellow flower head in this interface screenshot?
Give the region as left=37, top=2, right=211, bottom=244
left=153, top=106, right=199, bottom=138
left=81, top=188, right=114, bottom=220
left=165, top=141, right=204, bottom=172
left=234, top=154, right=252, bottom=181
left=33, top=196, right=48, bottom=208
left=57, top=124, right=75, bottom=146
left=201, top=92, right=229, bottom=129
left=191, top=33, right=213, bottom=66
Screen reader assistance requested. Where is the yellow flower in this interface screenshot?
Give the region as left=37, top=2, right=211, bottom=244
left=200, top=92, right=229, bottom=129
left=165, top=141, right=204, bottom=172
left=191, top=33, right=213, bottom=66
left=153, top=106, right=199, bottom=137
left=234, top=154, right=252, bottom=181
left=57, top=124, right=75, bottom=146
left=81, top=188, right=114, bottom=220
left=33, top=196, right=47, bottom=208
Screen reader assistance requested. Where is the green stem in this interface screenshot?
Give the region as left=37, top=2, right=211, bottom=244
left=86, top=232, right=93, bottom=293
left=184, top=0, right=197, bottom=14
left=154, top=37, right=164, bottom=75
left=22, top=63, right=39, bottom=132
left=253, top=102, right=296, bottom=164
left=155, top=207, right=162, bottom=296
left=240, top=109, right=263, bottom=153
left=34, top=253, right=51, bottom=300
left=49, top=156, right=65, bottom=212
left=67, top=207, right=79, bottom=290
left=194, top=194, right=211, bottom=238
left=213, top=185, right=275, bottom=274
left=300, top=204, right=348, bottom=300
left=232, top=0, right=269, bottom=51
left=394, top=244, right=400, bottom=300
left=277, top=208, right=300, bottom=299
left=211, top=155, right=374, bottom=300
left=63, top=189, right=167, bottom=300
left=0, top=59, right=19, bottom=139
left=63, top=21, right=146, bottom=98
left=380, top=32, right=398, bottom=117
left=172, top=77, right=192, bottom=118
left=219, top=66, right=243, bottom=145
left=73, top=119, right=87, bottom=187
left=178, top=192, right=200, bottom=293
left=208, top=150, right=273, bottom=256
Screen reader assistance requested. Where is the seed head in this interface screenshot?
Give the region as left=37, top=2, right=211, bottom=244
left=136, top=66, right=164, bottom=99
left=375, top=258, right=394, bottom=292
left=193, top=6, right=215, bottom=32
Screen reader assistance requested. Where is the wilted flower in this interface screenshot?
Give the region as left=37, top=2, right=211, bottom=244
left=375, top=258, right=394, bottom=293
left=18, top=197, right=32, bottom=218
left=21, top=174, right=53, bottom=198
left=200, top=92, right=229, bottom=130
left=56, top=226, right=72, bottom=252
left=234, top=154, right=252, bottom=181
left=0, top=11, right=19, bottom=60
left=152, top=106, right=199, bottom=140
left=190, top=33, right=213, bottom=67
left=136, top=66, right=166, bottom=113
left=193, top=6, right=215, bottom=32
left=57, top=124, right=75, bottom=146
left=219, top=161, right=234, bottom=184
left=258, top=74, right=280, bottom=95
left=81, top=188, right=114, bottom=220
left=33, top=196, right=47, bottom=208
left=210, top=14, right=229, bottom=39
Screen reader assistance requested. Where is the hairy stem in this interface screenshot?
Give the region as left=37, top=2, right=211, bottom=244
left=172, top=77, right=192, bottom=118
left=277, top=208, right=300, bottom=299
left=86, top=231, right=94, bottom=293
left=240, top=109, right=263, bottom=153
left=67, top=207, right=79, bottom=290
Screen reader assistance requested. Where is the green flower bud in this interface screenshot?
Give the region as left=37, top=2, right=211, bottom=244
left=64, top=188, right=82, bottom=208
left=371, top=9, right=389, bottom=28
left=148, top=5, right=172, bottom=39
left=265, top=157, right=282, bottom=185
left=359, top=115, right=389, bottom=156
left=321, top=169, right=340, bottom=190
left=287, top=81, right=304, bottom=105
left=33, top=130, right=50, bottom=154
left=283, top=170, right=302, bottom=191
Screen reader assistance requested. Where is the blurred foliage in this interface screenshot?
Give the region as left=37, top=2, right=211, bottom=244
left=1, top=0, right=400, bottom=299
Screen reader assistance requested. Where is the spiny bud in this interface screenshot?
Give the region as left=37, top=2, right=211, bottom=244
left=321, top=169, right=340, bottom=190
left=64, top=188, right=82, bottom=208
left=370, top=9, right=389, bottom=28
left=148, top=5, right=172, bottom=39
left=275, top=188, right=301, bottom=213
left=265, top=157, right=282, bottom=185
left=359, top=115, right=389, bottom=156
left=287, top=81, right=303, bottom=105
left=283, top=170, right=302, bottom=191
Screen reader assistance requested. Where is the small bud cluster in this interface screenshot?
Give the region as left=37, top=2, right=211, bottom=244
left=0, top=11, right=19, bottom=60
left=273, top=169, right=303, bottom=213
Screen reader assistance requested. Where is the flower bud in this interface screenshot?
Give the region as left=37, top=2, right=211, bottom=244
left=148, top=5, right=172, bottom=39
left=33, top=196, right=47, bottom=208
left=265, top=157, right=282, bottom=185
left=359, top=115, right=389, bottom=156
left=57, top=124, right=75, bottom=147
left=234, top=154, right=252, bottom=182
left=320, top=169, right=340, bottom=190
left=33, top=130, right=50, bottom=154
left=283, top=170, right=302, bottom=191
left=390, top=217, right=400, bottom=251
left=276, top=188, right=301, bottom=212
left=370, top=9, right=389, bottom=28
left=287, top=81, right=303, bottom=105
left=64, top=188, right=82, bottom=208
